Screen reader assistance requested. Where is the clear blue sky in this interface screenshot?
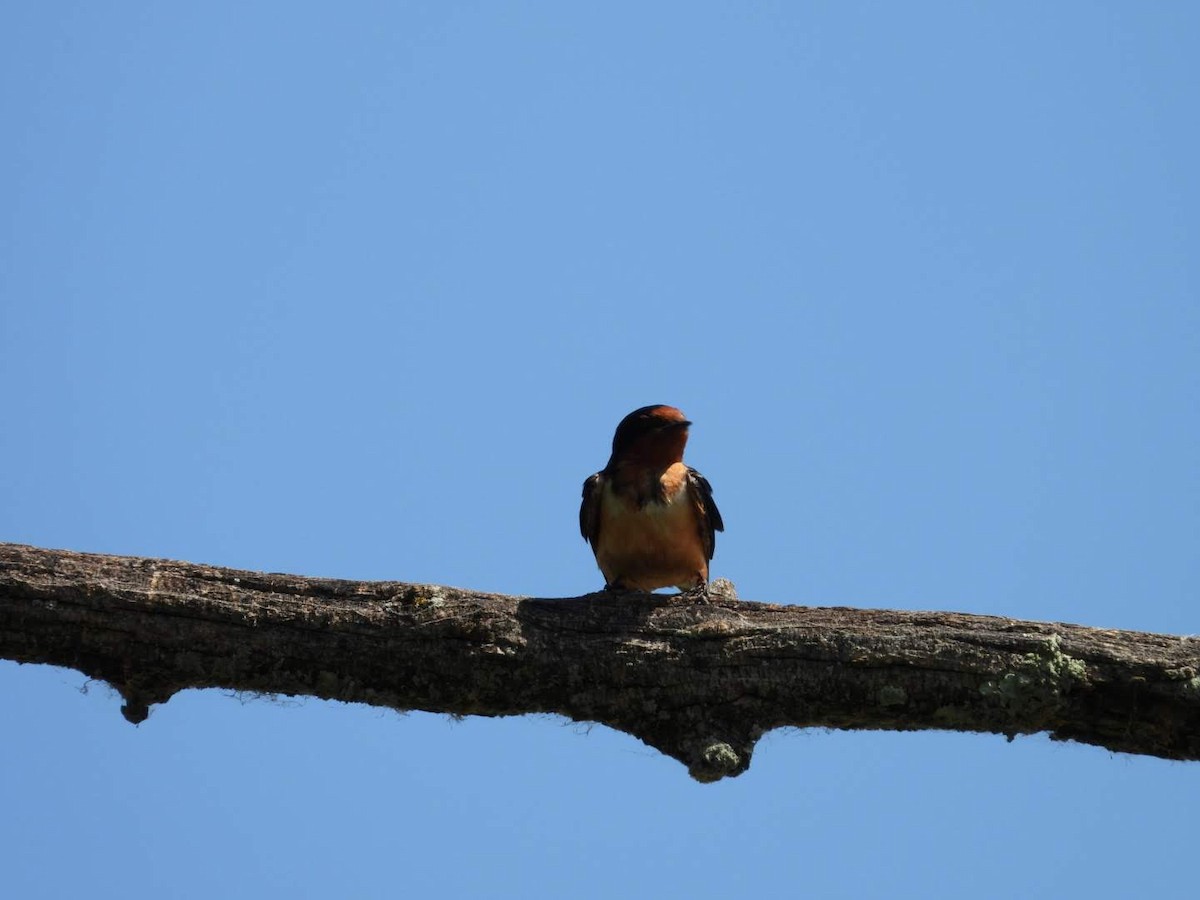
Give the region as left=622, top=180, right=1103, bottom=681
left=2, top=3, right=1198, bottom=897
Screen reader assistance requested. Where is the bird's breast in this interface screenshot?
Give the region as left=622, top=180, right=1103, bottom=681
left=597, top=463, right=703, bottom=571
left=583, top=419, right=714, bottom=590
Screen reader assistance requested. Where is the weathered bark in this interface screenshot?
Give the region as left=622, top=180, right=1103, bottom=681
left=1, top=543, right=1198, bottom=781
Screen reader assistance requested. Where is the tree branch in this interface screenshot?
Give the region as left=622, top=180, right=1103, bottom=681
left=2, top=543, right=1198, bottom=781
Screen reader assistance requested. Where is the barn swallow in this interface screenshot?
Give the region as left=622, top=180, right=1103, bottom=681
left=580, top=405, right=724, bottom=592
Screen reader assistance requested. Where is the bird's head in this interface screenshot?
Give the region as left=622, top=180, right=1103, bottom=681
left=608, top=405, right=692, bottom=467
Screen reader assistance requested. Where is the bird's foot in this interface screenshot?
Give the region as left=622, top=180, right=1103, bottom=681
left=603, top=581, right=638, bottom=594
left=679, top=583, right=713, bottom=603
left=686, top=578, right=738, bottom=604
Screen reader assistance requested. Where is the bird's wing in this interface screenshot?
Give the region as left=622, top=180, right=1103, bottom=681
left=686, top=467, right=724, bottom=561
left=580, top=472, right=604, bottom=546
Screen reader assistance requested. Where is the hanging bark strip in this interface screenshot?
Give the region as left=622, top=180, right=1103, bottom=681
left=1, top=542, right=1198, bottom=781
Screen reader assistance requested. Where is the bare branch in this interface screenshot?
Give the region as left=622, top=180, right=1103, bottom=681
left=2, top=542, right=1198, bottom=781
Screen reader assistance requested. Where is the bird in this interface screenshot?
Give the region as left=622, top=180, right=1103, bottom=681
left=579, top=405, right=724, bottom=593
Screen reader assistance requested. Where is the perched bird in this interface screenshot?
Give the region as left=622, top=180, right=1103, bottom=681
left=580, top=405, right=724, bottom=592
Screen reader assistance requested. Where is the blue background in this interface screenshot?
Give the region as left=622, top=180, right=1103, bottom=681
left=2, top=3, right=1197, bottom=897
